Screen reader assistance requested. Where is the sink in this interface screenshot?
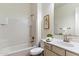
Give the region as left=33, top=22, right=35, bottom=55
left=56, top=41, right=74, bottom=47
left=51, top=40, right=74, bottom=47
left=60, top=42, right=74, bottom=47
left=49, top=39, right=74, bottom=47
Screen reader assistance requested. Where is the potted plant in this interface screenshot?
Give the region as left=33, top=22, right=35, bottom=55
left=46, top=34, right=53, bottom=42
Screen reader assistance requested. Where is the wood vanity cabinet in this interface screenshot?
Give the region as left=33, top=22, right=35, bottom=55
left=44, top=48, right=58, bottom=56
left=44, top=42, right=57, bottom=56
left=44, top=42, right=65, bottom=56
left=66, top=51, right=79, bottom=56
left=44, top=42, right=52, bottom=50
left=44, top=42, right=79, bottom=56
left=52, top=46, right=65, bottom=56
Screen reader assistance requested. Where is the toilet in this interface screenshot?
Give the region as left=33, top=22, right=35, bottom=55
left=30, top=47, right=44, bottom=56
left=30, top=40, right=44, bottom=56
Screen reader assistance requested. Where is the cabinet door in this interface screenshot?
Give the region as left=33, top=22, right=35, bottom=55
left=52, top=46, right=65, bottom=56
left=44, top=48, right=58, bottom=56
left=66, top=51, right=78, bottom=56
left=44, top=43, right=52, bottom=50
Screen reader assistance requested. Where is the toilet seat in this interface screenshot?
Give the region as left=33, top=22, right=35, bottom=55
left=30, top=47, right=44, bottom=55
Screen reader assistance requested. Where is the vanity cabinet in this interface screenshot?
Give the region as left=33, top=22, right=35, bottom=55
left=66, top=51, right=78, bottom=56
left=44, top=43, right=65, bottom=56
left=44, top=43, right=52, bottom=50
left=44, top=42, right=79, bottom=56
left=44, top=48, right=58, bottom=56
left=44, top=43, right=57, bottom=56
left=52, top=46, right=65, bottom=56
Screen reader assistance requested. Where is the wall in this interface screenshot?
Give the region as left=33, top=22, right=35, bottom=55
left=30, top=3, right=37, bottom=46
left=30, top=3, right=42, bottom=46
left=0, top=3, right=31, bottom=54
left=75, top=7, right=79, bottom=35
left=41, top=3, right=54, bottom=39
left=35, top=4, right=42, bottom=46
left=30, top=3, right=54, bottom=47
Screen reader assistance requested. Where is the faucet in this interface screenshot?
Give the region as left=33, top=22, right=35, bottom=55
left=63, top=34, right=70, bottom=42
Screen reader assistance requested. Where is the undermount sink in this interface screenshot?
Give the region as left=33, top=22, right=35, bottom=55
left=60, top=42, right=74, bottom=47
left=51, top=40, right=74, bottom=47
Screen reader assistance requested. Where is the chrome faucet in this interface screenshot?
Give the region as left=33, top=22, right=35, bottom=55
left=63, top=35, right=70, bottom=42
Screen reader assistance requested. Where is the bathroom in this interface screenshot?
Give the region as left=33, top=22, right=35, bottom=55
left=1, top=3, right=79, bottom=56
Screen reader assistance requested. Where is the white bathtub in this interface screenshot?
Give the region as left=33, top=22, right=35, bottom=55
left=0, top=43, right=33, bottom=56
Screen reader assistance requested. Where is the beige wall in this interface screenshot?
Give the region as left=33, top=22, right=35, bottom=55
left=30, top=4, right=42, bottom=46
left=30, top=3, right=54, bottom=46
left=30, top=4, right=37, bottom=46
left=41, top=3, right=54, bottom=39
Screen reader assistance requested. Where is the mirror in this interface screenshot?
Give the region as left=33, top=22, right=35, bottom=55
left=54, top=3, right=79, bottom=35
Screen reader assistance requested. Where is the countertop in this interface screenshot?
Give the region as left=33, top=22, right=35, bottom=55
left=42, top=38, right=79, bottom=55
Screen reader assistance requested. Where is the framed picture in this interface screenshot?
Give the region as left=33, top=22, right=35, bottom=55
left=44, top=15, right=49, bottom=29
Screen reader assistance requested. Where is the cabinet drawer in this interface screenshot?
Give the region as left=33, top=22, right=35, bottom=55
left=44, top=48, right=58, bottom=56
left=44, top=43, right=52, bottom=50
left=66, top=51, right=78, bottom=56
left=52, top=46, right=65, bottom=56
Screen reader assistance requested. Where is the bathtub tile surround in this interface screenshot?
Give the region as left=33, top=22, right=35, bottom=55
left=7, top=47, right=32, bottom=56
left=7, top=50, right=30, bottom=56
left=0, top=4, right=31, bottom=55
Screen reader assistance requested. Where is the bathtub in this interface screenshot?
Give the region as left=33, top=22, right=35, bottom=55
left=0, top=43, right=33, bottom=56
